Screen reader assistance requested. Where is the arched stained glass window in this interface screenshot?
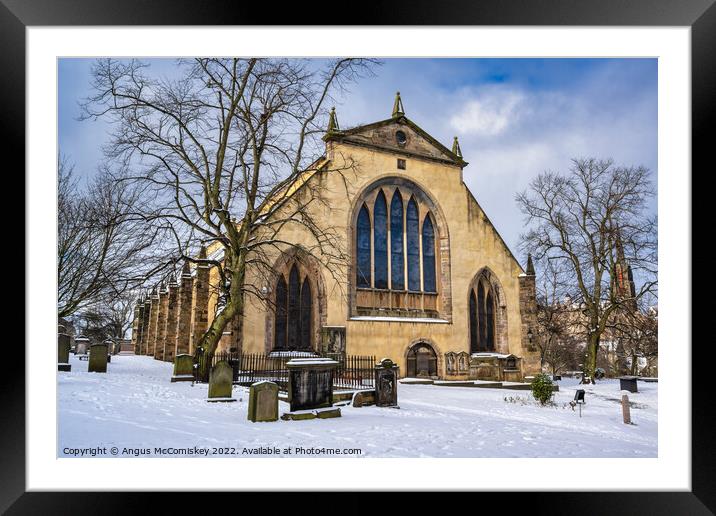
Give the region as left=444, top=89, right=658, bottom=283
left=406, top=197, right=420, bottom=291
left=469, top=289, right=478, bottom=354
left=390, top=191, right=404, bottom=290
left=300, top=278, right=312, bottom=350
left=485, top=291, right=495, bottom=351
left=356, top=205, right=371, bottom=288
left=477, top=282, right=486, bottom=350
left=287, top=265, right=300, bottom=349
left=422, top=215, right=436, bottom=293
left=373, top=191, right=388, bottom=289
left=274, top=275, right=287, bottom=350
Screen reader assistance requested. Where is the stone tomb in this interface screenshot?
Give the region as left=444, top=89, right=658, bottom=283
left=286, top=357, right=338, bottom=412
left=88, top=343, right=108, bottom=373
left=171, top=354, right=194, bottom=383
left=74, top=336, right=90, bottom=355
left=58, top=325, right=71, bottom=372
left=374, top=358, right=399, bottom=407
left=248, top=381, right=279, bottom=422
left=207, top=360, right=236, bottom=402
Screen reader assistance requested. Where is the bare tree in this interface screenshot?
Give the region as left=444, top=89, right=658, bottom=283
left=80, top=58, right=378, bottom=356
left=517, top=158, right=657, bottom=383
left=58, top=156, right=159, bottom=318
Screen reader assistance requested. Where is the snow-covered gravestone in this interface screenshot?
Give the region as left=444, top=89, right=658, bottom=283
left=88, top=343, right=108, bottom=373
left=248, top=381, right=279, bottom=422
left=374, top=358, right=399, bottom=408
left=207, top=360, right=236, bottom=402
left=58, top=325, right=71, bottom=372
left=171, top=354, right=194, bottom=383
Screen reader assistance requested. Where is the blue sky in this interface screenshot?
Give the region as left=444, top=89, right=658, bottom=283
left=58, top=58, right=657, bottom=254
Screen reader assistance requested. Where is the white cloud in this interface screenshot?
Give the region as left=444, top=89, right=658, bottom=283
left=449, top=88, right=526, bottom=137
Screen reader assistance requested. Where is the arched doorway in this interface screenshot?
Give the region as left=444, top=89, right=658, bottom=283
left=406, top=342, right=438, bottom=378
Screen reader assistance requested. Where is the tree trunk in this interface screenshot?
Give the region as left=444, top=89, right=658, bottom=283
left=582, top=332, right=599, bottom=384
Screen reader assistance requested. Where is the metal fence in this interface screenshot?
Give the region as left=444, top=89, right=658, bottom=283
left=192, top=348, right=375, bottom=391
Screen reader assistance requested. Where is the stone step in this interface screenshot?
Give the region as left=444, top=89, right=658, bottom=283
left=280, top=407, right=342, bottom=421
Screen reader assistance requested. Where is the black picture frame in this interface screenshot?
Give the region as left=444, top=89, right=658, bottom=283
left=4, top=0, right=710, bottom=513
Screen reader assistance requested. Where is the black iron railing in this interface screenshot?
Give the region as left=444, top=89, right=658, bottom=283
left=192, top=348, right=375, bottom=391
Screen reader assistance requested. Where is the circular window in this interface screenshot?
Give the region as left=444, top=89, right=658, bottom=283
left=395, top=130, right=407, bottom=146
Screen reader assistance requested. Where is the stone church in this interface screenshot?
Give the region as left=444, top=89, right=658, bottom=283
left=132, top=93, right=541, bottom=381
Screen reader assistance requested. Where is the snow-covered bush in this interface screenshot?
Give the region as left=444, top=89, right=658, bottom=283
left=531, top=373, right=554, bottom=405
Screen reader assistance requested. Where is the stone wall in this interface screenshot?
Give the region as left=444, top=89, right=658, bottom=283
left=518, top=269, right=541, bottom=376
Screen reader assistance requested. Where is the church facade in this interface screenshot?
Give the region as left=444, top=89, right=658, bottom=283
left=131, top=93, right=541, bottom=381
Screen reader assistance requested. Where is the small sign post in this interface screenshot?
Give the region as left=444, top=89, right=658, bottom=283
left=574, top=389, right=586, bottom=418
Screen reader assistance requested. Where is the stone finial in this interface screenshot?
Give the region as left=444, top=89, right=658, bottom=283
left=151, top=285, right=159, bottom=298
left=326, top=107, right=340, bottom=133
left=392, top=91, right=405, bottom=118
left=160, top=280, right=168, bottom=294
left=198, top=245, right=207, bottom=259
left=526, top=253, right=535, bottom=276
left=181, top=260, right=192, bottom=278
left=452, top=136, right=462, bottom=158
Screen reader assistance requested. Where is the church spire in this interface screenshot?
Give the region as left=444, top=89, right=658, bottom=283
left=392, top=91, right=405, bottom=118
left=326, top=106, right=340, bottom=134
left=526, top=253, right=535, bottom=276
left=451, top=136, right=463, bottom=158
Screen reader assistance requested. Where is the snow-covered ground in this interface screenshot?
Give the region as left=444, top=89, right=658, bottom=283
left=58, top=354, right=657, bottom=458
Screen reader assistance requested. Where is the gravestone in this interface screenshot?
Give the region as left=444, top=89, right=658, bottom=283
left=286, top=357, right=338, bottom=412
left=618, top=376, right=638, bottom=393
left=621, top=393, right=632, bottom=424
left=88, top=343, right=108, bottom=373
left=171, top=354, right=195, bottom=382
left=374, top=358, right=399, bottom=407
left=74, top=336, right=90, bottom=355
left=248, top=381, right=279, bottom=422
left=104, top=340, right=114, bottom=363
left=207, top=360, right=236, bottom=402
left=58, top=325, right=71, bottom=372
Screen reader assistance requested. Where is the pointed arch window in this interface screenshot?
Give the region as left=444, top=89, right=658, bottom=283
left=274, top=263, right=314, bottom=351
left=356, top=205, right=371, bottom=288
left=300, top=278, right=312, bottom=350
left=287, top=265, right=300, bottom=350
left=373, top=191, right=388, bottom=289
left=406, top=197, right=420, bottom=291
left=422, top=215, right=436, bottom=293
left=353, top=180, right=446, bottom=318
left=390, top=191, right=404, bottom=290
left=469, top=278, right=497, bottom=352
left=274, top=276, right=288, bottom=350
left=469, top=290, right=478, bottom=353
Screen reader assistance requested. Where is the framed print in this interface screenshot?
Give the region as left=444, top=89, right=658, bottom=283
left=5, top=0, right=712, bottom=512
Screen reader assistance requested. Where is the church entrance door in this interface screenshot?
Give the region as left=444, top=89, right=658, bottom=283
left=406, top=342, right=438, bottom=378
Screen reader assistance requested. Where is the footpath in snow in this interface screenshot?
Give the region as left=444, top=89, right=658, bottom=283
left=58, top=354, right=657, bottom=458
